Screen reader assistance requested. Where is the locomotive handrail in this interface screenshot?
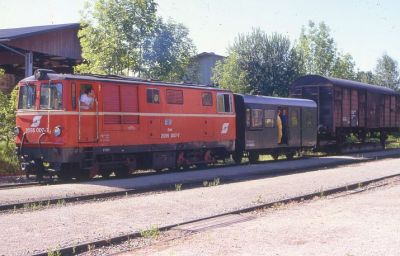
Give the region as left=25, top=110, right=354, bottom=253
left=19, top=132, right=27, bottom=156
left=38, top=132, right=47, bottom=157
left=78, top=100, right=81, bottom=141
left=95, top=98, right=99, bottom=142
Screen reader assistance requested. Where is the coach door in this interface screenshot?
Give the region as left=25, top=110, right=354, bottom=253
left=289, top=107, right=301, bottom=147
left=78, top=83, right=98, bottom=143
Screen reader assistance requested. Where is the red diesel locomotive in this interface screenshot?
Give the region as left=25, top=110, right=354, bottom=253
left=15, top=69, right=236, bottom=179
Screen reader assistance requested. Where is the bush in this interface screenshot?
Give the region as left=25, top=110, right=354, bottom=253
left=0, top=86, right=19, bottom=174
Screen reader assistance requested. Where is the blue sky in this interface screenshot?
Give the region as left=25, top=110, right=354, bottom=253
left=1, top=0, right=399, bottom=71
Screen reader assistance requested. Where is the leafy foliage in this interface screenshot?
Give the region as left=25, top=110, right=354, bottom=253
left=213, top=29, right=303, bottom=96
left=356, top=70, right=377, bottom=84
left=297, top=21, right=356, bottom=80
left=76, top=0, right=195, bottom=82
left=374, top=53, right=400, bottom=90
left=142, top=18, right=196, bottom=82
left=212, top=53, right=248, bottom=93
left=0, top=82, right=18, bottom=173
left=76, top=0, right=158, bottom=75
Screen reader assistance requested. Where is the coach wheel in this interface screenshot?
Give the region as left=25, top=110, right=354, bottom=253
left=285, top=152, right=295, bottom=160
left=232, top=152, right=243, bottom=164
left=380, top=132, right=387, bottom=148
left=114, top=166, right=129, bottom=178
left=271, top=153, right=279, bottom=160
left=248, top=152, right=259, bottom=164
left=99, top=169, right=112, bottom=179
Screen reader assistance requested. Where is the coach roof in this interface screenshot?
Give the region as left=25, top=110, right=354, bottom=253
left=238, top=94, right=317, bottom=108
left=292, top=75, right=398, bottom=95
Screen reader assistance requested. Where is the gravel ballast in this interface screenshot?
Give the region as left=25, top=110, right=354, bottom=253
left=0, top=157, right=400, bottom=255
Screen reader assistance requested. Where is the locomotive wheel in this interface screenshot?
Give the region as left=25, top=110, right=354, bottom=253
left=248, top=152, right=259, bottom=164
left=99, top=169, right=112, bottom=179
left=114, top=167, right=129, bottom=178
left=76, top=169, right=90, bottom=181
left=232, top=152, right=243, bottom=164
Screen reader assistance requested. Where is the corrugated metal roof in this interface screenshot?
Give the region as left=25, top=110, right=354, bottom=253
left=0, top=23, right=80, bottom=41
left=292, top=75, right=398, bottom=95
left=238, top=94, right=317, bottom=108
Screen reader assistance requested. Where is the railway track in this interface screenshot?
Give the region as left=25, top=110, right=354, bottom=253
left=31, top=173, right=400, bottom=256
left=1, top=149, right=399, bottom=212
left=0, top=181, right=40, bottom=190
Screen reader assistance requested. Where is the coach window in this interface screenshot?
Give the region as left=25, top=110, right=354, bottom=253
left=40, top=83, right=63, bottom=110
left=217, top=93, right=232, bottom=113
left=202, top=92, right=213, bottom=106
left=251, top=109, right=263, bottom=128
left=290, top=110, right=299, bottom=127
left=264, top=109, right=275, bottom=128
left=147, top=88, right=160, bottom=104
left=246, top=108, right=251, bottom=127
left=18, top=84, right=36, bottom=110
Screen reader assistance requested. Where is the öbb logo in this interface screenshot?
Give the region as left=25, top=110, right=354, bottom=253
left=31, top=116, right=43, bottom=128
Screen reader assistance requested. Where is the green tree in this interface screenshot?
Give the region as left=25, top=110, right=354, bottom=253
left=332, top=53, right=356, bottom=80
left=142, top=18, right=196, bottom=82
left=356, top=70, right=377, bottom=84
left=297, top=21, right=356, bottom=79
left=76, top=0, right=158, bottom=75
left=212, top=52, right=249, bottom=93
left=374, top=53, right=400, bottom=90
left=76, top=0, right=196, bottom=81
left=213, top=29, right=302, bottom=96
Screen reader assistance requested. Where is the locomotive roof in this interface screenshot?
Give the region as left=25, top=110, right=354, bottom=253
left=292, top=75, right=398, bottom=95
left=238, top=94, right=317, bottom=108
left=21, top=72, right=230, bottom=92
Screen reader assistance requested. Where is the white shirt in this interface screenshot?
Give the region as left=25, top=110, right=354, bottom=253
left=80, top=93, right=94, bottom=109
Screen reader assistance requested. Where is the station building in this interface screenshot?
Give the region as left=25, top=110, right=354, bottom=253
left=0, top=23, right=82, bottom=92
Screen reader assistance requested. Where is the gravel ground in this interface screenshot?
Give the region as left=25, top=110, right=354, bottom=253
left=1, top=149, right=399, bottom=206
left=0, top=157, right=400, bottom=255
left=128, top=180, right=400, bottom=256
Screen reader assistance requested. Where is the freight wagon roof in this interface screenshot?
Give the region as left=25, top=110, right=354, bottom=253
left=21, top=72, right=230, bottom=92
left=238, top=94, right=317, bottom=108
left=292, top=75, right=398, bottom=95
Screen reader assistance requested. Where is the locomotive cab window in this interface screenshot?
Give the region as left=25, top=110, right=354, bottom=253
left=18, top=84, right=36, bottom=110
left=217, top=93, right=232, bottom=113
left=147, top=88, right=160, bottom=104
left=79, top=84, right=95, bottom=110
left=40, top=83, right=63, bottom=110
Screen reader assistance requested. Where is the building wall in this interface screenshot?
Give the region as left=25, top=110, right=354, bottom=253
left=194, top=53, right=225, bottom=85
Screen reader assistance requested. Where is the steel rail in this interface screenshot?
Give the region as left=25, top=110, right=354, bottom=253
left=0, top=150, right=398, bottom=212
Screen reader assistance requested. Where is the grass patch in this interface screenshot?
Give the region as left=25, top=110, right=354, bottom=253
left=140, top=225, right=160, bottom=239
left=0, top=141, right=19, bottom=175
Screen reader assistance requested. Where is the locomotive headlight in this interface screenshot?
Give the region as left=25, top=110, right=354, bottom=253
left=14, top=126, right=21, bottom=136
left=53, top=126, right=62, bottom=137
